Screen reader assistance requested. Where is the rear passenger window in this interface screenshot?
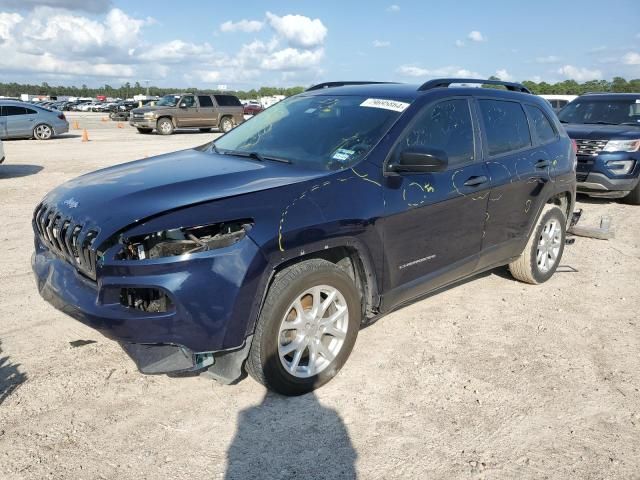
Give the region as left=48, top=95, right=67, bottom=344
left=525, top=105, right=557, bottom=145
left=398, top=98, right=475, bottom=168
left=479, top=99, right=531, bottom=156
left=25, top=107, right=37, bottom=115
left=4, top=106, right=27, bottom=116
left=198, top=95, right=213, bottom=107
left=214, top=95, right=242, bottom=107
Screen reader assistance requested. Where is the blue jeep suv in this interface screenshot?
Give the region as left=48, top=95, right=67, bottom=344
left=558, top=93, right=640, bottom=204
left=32, top=78, right=576, bottom=395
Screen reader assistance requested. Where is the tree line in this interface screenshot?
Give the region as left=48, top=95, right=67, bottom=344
left=0, top=77, right=638, bottom=99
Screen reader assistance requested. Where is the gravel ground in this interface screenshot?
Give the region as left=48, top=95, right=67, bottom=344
left=1, top=112, right=639, bottom=479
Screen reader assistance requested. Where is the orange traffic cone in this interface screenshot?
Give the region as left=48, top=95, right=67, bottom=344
left=72, top=120, right=80, bottom=130
left=117, top=122, right=124, bottom=129
left=101, top=117, right=108, bottom=122
left=81, top=129, right=90, bottom=142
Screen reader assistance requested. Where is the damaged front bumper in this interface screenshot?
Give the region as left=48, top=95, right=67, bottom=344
left=32, top=233, right=267, bottom=379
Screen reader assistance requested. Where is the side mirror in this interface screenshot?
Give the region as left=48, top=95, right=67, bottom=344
left=388, top=147, right=448, bottom=173
left=179, top=103, right=187, bottom=108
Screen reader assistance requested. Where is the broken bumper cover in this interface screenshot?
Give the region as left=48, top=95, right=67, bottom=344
left=32, top=235, right=267, bottom=354
left=577, top=172, right=639, bottom=198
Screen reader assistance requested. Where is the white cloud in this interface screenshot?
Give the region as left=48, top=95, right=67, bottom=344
left=372, top=40, right=390, bottom=48
left=265, top=12, right=327, bottom=49
left=535, top=55, right=561, bottom=64
left=220, top=19, right=263, bottom=33
left=467, top=30, right=486, bottom=42
left=397, top=64, right=481, bottom=78
left=455, top=39, right=465, bottom=48
left=0, top=12, right=22, bottom=42
left=622, top=52, right=640, bottom=65
left=387, top=4, right=400, bottom=12
left=494, top=69, right=514, bottom=81
left=261, top=47, right=324, bottom=70
left=138, top=40, right=213, bottom=63
left=557, top=65, right=603, bottom=81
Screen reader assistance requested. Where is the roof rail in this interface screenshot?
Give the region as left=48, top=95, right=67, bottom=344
left=306, top=81, right=398, bottom=92
left=418, top=78, right=531, bottom=94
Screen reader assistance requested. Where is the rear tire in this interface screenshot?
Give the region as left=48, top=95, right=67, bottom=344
left=136, top=128, right=152, bottom=134
left=622, top=181, right=640, bottom=205
left=509, top=204, right=566, bottom=284
left=156, top=118, right=174, bottom=135
left=246, top=259, right=361, bottom=396
left=220, top=116, right=233, bottom=133
left=33, top=124, right=53, bottom=140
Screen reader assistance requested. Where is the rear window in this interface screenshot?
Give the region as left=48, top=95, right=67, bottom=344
left=214, top=95, right=242, bottom=107
left=198, top=95, right=214, bottom=107
left=479, top=99, right=532, bottom=156
left=525, top=105, right=557, bottom=145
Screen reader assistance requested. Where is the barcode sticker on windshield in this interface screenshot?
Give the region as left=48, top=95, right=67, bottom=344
left=360, top=98, right=410, bottom=112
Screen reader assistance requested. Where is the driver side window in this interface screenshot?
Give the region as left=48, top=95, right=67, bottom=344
left=397, top=98, right=475, bottom=168
left=181, top=96, right=196, bottom=108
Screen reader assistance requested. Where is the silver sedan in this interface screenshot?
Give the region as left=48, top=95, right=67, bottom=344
left=0, top=101, right=70, bottom=140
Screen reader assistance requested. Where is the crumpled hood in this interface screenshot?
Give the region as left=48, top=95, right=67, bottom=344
left=564, top=123, right=640, bottom=140
left=40, top=147, right=326, bottom=235
left=131, top=105, right=164, bottom=114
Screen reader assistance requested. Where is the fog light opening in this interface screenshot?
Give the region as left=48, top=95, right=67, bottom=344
left=120, top=288, right=173, bottom=313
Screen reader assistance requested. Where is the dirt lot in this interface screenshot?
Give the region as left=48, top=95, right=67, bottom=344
left=1, top=112, right=639, bottom=479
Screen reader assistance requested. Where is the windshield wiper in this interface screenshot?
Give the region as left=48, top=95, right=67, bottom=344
left=583, top=121, right=618, bottom=125
left=217, top=148, right=292, bottom=164
left=619, top=122, right=640, bottom=126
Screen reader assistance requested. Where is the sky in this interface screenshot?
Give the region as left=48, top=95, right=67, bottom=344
left=0, top=0, right=638, bottom=89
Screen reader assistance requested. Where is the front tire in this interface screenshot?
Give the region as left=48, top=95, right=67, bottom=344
left=33, top=124, right=53, bottom=140
left=622, top=181, right=640, bottom=205
left=156, top=118, right=174, bottom=135
left=509, top=204, right=566, bottom=284
left=246, top=259, right=361, bottom=396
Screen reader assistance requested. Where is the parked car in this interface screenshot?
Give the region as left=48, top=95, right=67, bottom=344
left=129, top=93, right=244, bottom=134
left=32, top=78, right=576, bottom=395
left=558, top=93, right=640, bottom=204
left=109, top=100, right=154, bottom=121
left=0, top=138, right=4, bottom=164
left=540, top=95, right=577, bottom=112
left=243, top=102, right=264, bottom=116
left=0, top=101, right=69, bottom=140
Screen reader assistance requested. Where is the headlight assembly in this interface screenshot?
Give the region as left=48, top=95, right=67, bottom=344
left=602, top=139, right=640, bottom=153
left=143, top=111, right=156, bottom=118
left=117, top=220, right=253, bottom=260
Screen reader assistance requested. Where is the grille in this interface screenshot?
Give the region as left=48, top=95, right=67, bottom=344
left=575, top=139, right=607, bottom=157
left=576, top=172, right=589, bottom=182
left=34, top=204, right=99, bottom=281
left=132, top=112, right=145, bottom=120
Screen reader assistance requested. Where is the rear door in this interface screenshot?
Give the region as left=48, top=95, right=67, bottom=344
left=381, top=97, right=491, bottom=307
left=198, top=95, right=218, bottom=127
left=4, top=105, right=32, bottom=137
left=476, top=98, right=555, bottom=268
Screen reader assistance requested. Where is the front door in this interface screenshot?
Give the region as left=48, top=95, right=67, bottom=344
left=4, top=105, right=33, bottom=137
left=381, top=97, right=490, bottom=308
left=175, top=95, right=200, bottom=127
left=0, top=106, right=7, bottom=138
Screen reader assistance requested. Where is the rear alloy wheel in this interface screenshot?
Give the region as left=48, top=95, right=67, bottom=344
left=156, top=118, right=174, bottom=135
left=246, top=259, right=360, bottom=396
left=220, top=116, right=234, bottom=133
left=33, top=124, right=53, bottom=140
left=509, top=204, right=566, bottom=284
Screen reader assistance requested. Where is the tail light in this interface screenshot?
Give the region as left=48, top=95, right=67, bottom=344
left=58, top=113, right=66, bottom=121
left=570, top=139, right=577, bottom=154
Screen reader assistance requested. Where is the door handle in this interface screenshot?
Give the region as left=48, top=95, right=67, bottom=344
left=535, top=160, right=550, bottom=169
left=463, top=175, right=489, bottom=187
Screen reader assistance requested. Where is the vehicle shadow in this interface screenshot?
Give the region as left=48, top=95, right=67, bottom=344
left=0, top=341, right=27, bottom=406
left=225, top=390, right=357, bottom=479
left=0, top=164, right=43, bottom=178
left=575, top=194, right=619, bottom=205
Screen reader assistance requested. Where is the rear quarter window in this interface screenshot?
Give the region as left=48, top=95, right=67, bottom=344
left=214, top=95, right=242, bottom=107
left=479, top=99, right=532, bottom=156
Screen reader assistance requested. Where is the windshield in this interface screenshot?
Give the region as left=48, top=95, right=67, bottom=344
left=156, top=95, right=180, bottom=107
left=558, top=98, right=640, bottom=125
left=213, top=95, right=409, bottom=169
